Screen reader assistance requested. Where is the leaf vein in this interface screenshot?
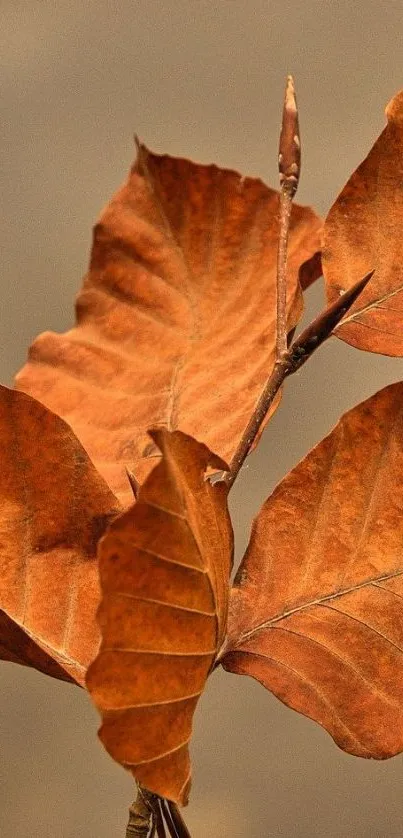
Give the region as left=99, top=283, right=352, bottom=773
left=231, top=568, right=403, bottom=646
left=110, top=591, right=215, bottom=617
left=123, top=738, right=189, bottom=767
left=269, top=624, right=400, bottom=709
left=231, top=649, right=372, bottom=754
left=318, top=603, right=403, bottom=653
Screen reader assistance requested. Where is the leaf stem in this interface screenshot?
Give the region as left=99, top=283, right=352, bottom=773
left=126, top=788, right=154, bottom=837
left=125, top=787, right=193, bottom=838
left=160, top=799, right=192, bottom=838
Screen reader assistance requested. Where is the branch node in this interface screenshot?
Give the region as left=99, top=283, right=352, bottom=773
left=225, top=270, right=373, bottom=490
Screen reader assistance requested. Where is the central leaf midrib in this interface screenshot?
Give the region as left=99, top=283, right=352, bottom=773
left=234, top=566, right=403, bottom=646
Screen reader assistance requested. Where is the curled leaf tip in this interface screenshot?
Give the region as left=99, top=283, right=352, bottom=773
left=285, top=75, right=297, bottom=111
left=134, top=135, right=149, bottom=173
left=385, top=88, right=403, bottom=122
left=125, top=467, right=140, bottom=500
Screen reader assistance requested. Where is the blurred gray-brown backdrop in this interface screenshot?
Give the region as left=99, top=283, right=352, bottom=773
left=1, top=2, right=403, bottom=836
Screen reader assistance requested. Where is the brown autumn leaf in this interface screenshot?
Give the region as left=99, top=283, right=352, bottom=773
left=86, top=429, right=233, bottom=805
left=0, top=385, right=121, bottom=685
left=222, top=382, right=403, bottom=759
left=15, top=146, right=322, bottom=506
left=322, top=90, right=403, bottom=355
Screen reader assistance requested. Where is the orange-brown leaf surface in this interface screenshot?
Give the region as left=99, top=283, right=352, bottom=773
left=0, top=385, right=121, bottom=685
left=86, top=430, right=233, bottom=805
left=222, top=382, right=403, bottom=758
left=15, top=147, right=322, bottom=506
left=322, top=90, right=403, bottom=355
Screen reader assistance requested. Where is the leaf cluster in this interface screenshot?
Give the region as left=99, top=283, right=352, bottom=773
left=1, top=85, right=403, bottom=834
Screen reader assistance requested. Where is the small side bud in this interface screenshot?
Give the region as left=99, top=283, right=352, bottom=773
left=288, top=270, right=375, bottom=372
left=278, top=75, right=301, bottom=196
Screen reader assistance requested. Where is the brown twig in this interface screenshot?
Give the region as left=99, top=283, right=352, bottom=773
left=224, top=271, right=374, bottom=489
left=126, top=787, right=155, bottom=837
left=126, top=786, right=193, bottom=838
left=160, top=799, right=192, bottom=838
left=276, top=75, right=301, bottom=360
left=155, top=806, right=167, bottom=838
left=224, top=358, right=288, bottom=489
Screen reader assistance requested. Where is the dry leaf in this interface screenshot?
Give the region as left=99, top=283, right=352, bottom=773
left=222, top=382, right=403, bottom=758
left=322, top=90, right=403, bottom=355
left=0, top=385, right=121, bottom=684
left=86, top=430, right=233, bottom=804
left=15, top=147, right=322, bottom=505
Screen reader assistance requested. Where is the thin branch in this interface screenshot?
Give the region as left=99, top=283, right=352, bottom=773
left=224, top=271, right=374, bottom=489
left=126, top=788, right=154, bottom=837
left=276, top=190, right=293, bottom=358
left=160, top=799, right=192, bottom=838
left=125, top=787, right=193, bottom=838
left=155, top=804, right=167, bottom=838
left=276, top=75, right=301, bottom=360
left=224, top=359, right=288, bottom=489
left=126, top=787, right=170, bottom=838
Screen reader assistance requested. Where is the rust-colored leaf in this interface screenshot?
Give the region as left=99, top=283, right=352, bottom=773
left=15, top=147, right=322, bottom=506
left=322, top=90, right=403, bottom=355
left=222, top=382, right=403, bottom=759
left=86, top=430, right=233, bottom=804
left=0, top=385, right=121, bottom=684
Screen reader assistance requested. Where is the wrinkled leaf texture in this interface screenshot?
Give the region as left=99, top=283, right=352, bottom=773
left=86, top=430, right=233, bottom=805
left=15, top=146, right=322, bottom=506
left=323, top=90, right=403, bottom=355
left=223, top=382, right=403, bottom=759
left=1, top=148, right=320, bottom=686
left=0, top=385, right=120, bottom=684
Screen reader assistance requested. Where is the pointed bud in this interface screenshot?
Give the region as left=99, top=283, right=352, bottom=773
left=288, top=270, right=375, bottom=371
left=278, top=75, right=301, bottom=196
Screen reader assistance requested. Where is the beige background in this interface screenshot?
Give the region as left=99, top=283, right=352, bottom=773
left=1, top=2, right=403, bottom=836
